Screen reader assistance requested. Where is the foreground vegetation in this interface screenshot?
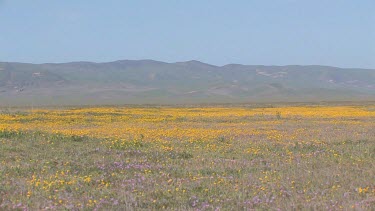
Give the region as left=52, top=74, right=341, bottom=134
left=0, top=106, right=374, bottom=210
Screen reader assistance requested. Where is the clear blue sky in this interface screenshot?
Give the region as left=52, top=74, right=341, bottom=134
left=1, top=0, right=374, bottom=68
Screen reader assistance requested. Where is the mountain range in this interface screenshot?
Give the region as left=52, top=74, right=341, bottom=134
left=0, top=60, right=374, bottom=106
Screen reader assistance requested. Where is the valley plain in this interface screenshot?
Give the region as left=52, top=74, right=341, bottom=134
left=1, top=105, right=374, bottom=210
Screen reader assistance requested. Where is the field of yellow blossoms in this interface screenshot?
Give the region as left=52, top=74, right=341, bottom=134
left=0, top=105, right=374, bottom=209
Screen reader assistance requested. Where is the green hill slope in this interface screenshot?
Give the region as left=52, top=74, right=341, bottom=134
left=0, top=60, right=374, bottom=105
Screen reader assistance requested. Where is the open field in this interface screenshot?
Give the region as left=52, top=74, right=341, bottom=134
left=1, top=105, right=374, bottom=210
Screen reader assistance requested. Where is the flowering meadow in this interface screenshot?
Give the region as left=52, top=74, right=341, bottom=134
left=0, top=105, right=374, bottom=210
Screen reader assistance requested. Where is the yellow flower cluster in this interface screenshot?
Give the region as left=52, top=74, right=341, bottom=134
left=1, top=106, right=373, bottom=143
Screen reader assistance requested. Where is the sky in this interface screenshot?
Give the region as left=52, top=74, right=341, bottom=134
left=0, top=0, right=374, bottom=68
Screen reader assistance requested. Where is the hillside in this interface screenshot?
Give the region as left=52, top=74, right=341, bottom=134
left=0, top=60, right=374, bottom=105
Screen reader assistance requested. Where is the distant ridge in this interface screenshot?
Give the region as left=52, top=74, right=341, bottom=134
left=0, top=60, right=374, bottom=106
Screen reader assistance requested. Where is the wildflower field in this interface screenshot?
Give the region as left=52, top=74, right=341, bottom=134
left=0, top=105, right=374, bottom=210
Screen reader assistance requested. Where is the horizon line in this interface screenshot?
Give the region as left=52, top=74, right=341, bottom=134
left=1, top=59, right=374, bottom=70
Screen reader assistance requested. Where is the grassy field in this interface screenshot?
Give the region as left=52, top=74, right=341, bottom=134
left=0, top=105, right=374, bottom=210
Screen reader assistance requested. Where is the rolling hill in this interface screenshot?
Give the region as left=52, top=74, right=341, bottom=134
left=0, top=60, right=374, bottom=106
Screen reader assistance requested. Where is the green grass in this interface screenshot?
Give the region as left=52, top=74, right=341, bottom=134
left=0, top=128, right=374, bottom=210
